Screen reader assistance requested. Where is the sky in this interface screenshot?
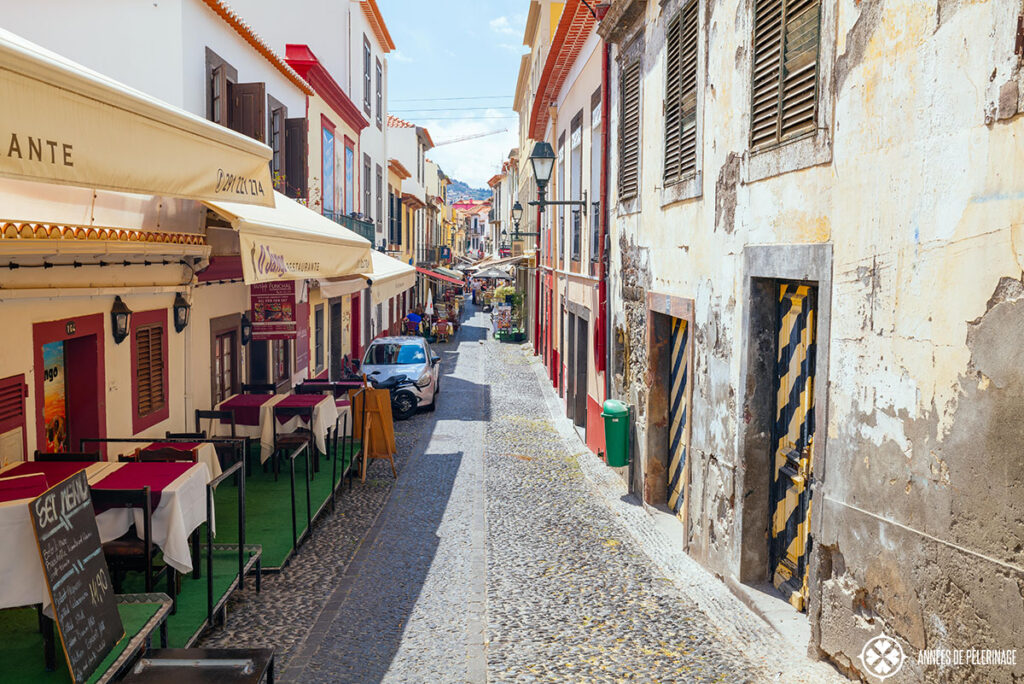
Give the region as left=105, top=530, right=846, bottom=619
left=378, top=0, right=528, bottom=188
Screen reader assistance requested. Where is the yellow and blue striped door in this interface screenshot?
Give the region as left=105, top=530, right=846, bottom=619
left=667, top=318, right=690, bottom=519
left=770, top=283, right=817, bottom=611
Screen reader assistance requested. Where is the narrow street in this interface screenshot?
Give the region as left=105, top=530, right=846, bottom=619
left=199, top=303, right=839, bottom=682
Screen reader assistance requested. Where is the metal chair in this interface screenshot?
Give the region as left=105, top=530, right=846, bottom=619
left=33, top=450, right=101, bottom=462
left=241, top=383, right=275, bottom=394
left=166, top=431, right=206, bottom=439
left=132, top=447, right=198, bottom=463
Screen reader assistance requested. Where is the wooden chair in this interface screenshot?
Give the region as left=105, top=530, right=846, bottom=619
left=196, top=408, right=243, bottom=470
left=33, top=450, right=101, bottom=462
left=272, top=405, right=314, bottom=480
left=166, top=431, right=206, bottom=439
left=295, top=381, right=335, bottom=396
left=132, top=447, right=198, bottom=463
left=241, top=383, right=275, bottom=394
left=91, top=486, right=171, bottom=598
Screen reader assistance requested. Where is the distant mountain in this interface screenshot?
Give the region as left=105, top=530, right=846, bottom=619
left=447, top=178, right=491, bottom=203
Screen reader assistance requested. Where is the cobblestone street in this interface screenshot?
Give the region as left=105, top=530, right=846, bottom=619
left=203, top=304, right=841, bottom=682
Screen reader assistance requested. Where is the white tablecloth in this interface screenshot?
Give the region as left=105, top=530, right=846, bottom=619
left=0, top=461, right=209, bottom=611
left=259, top=395, right=339, bottom=463
left=139, top=442, right=222, bottom=483
left=210, top=394, right=286, bottom=441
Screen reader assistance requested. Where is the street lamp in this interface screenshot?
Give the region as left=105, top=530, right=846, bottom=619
left=528, top=140, right=587, bottom=214
left=511, top=201, right=523, bottom=228
left=172, top=292, right=191, bottom=333
left=110, top=296, right=132, bottom=344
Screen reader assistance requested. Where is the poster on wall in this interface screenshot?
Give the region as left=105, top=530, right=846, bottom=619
left=295, top=300, right=310, bottom=373
left=250, top=281, right=297, bottom=340
left=496, top=305, right=512, bottom=332
left=41, top=341, right=67, bottom=452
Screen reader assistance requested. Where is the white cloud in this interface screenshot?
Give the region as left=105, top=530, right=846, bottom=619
left=489, top=16, right=517, bottom=36
left=422, top=112, right=519, bottom=187
left=498, top=43, right=525, bottom=54
left=390, top=50, right=413, bottom=63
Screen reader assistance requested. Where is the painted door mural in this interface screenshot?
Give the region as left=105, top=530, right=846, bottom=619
left=770, top=282, right=817, bottom=611
left=41, top=341, right=68, bottom=452
left=667, top=318, right=690, bottom=519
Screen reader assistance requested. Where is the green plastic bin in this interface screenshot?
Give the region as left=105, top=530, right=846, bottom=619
left=601, top=399, right=631, bottom=467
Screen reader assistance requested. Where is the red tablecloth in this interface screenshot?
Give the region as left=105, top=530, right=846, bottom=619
left=3, top=461, right=96, bottom=488
left=92, top=462, right=193, bottom=511
left=143, top=441, right=200, bottom=452
left=275, top=394, right=327, bottom=424
left=219, top=393, right=275, bottom=426
left=0, top=473, right=49, bottom=503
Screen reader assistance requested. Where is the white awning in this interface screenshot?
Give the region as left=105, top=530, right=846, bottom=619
left=204, top=191, right=372, bottom=284
left=0, top=28, right=274, bottom=205
left=319, top=250, right=416, bottom=305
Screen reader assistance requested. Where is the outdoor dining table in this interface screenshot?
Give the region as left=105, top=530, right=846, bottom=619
left=212, top=392, right=286, bottom=440
left=258, top=393, right=341, bottom=463
left=0, top=459, right=211, bottom=612
left=139, top=441, right=223, bottom=481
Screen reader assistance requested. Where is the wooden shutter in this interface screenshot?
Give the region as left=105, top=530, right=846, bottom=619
left=285, top=117, right=307, bottom=199
left=664, top=1, right=699, bottom=182
left=618, top=60, right=641, bottom=200
left=230, top=82, right=266, bottom=142
left=751, top=0, right=820, bottom=149
left=136, top=325, right=165, bottom=417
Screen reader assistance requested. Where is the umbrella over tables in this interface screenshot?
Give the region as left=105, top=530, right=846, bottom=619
left=475, top=267, right=513, bottom=280
left=425, top=289, right=435, bottom=315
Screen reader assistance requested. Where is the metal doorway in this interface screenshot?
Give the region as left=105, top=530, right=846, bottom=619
left=769, top=282, right=817, bottom=611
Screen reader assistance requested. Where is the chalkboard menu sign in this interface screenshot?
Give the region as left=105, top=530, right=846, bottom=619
left=30, top=470, right=124, bottom=683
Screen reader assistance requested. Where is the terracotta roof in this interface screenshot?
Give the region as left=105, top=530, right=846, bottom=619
left=388, top=114, right=415, bottom=128
left=360, top=0, right=396, bottom=53
left=487, top=174, right=503, bottom=187
left=529, top=0, right=596, bottom=139
left=200, top=0, right=313, bottom=96
left=1, top=221, right=207, bottom=245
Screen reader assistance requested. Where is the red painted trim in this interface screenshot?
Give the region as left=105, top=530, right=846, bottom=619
left=585, top=394, right=606, bottom=458
left=32, top=313, right=107, bottom=457
left=196, top=255, right=243, bottom=282
left=130, top=309, right=170, bottom=435
left=415, top=267, right=463, bottom=285
left=0, top=374, right=28, bottom=460
left=596, top=40, right=609, bottom=374
left=287, top=44, right=370, bottom=133
left=528, top=0, right=597, bottom=139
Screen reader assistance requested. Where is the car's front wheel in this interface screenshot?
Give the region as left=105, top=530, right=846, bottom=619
left=392, top=390, right=418, bottom=420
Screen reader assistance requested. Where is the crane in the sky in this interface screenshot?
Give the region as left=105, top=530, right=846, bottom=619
left=432, top=128, right=509, bottom=147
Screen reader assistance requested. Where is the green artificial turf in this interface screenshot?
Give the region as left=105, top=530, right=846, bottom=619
left=0, top=601, right=160, bottom=684
left=120, top=546, right=254, bottom=648
left=212, top=441, right=357, bottom=569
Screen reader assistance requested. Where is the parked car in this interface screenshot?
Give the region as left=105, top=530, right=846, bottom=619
left=361, top=337, right=440, bottom=418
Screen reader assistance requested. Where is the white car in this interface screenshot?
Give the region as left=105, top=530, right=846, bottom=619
left=361, top=337, right=440, bottom=417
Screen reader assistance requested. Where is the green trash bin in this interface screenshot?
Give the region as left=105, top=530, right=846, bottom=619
left=601, top=399, right=631, bottom=467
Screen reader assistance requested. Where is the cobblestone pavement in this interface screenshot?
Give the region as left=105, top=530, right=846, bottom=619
left=201, top=303, right=843, bottom=682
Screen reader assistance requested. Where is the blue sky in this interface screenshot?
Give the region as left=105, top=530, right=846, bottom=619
left=379, top=0, right=528, bottom=187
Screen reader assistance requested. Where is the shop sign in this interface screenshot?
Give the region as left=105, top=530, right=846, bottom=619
left=250, top=281, right=297, bottom=340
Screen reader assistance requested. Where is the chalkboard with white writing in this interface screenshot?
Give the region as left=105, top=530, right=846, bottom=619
left=30, top=469, right=124, bottom=683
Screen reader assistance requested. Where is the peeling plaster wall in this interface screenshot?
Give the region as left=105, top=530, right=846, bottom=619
left=605, top=0, right=1024, bottom=676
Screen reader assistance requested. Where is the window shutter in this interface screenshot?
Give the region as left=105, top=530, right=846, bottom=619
left=285, top=117, right=307, bottom=199
left=0, top=374, right=26, bottom=433
left=618, top=61, right=641, bottom=200
left=751, top=0, right=820, bottom=149
left=136, top=325, right=165, bottom=417
left=665, top=1, right=700, bottom=182
left=231, top=82, right=266, bottom=142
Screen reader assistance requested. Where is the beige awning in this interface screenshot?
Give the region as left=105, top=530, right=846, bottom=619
left=204, top=191, right=372, bottom=284
left=319, top=250, right=416, bottom=305
left=0, top=28, right=274, bottom=205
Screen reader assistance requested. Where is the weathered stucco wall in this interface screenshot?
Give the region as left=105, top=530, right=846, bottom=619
left=606, top=0, right=1024, bottom=677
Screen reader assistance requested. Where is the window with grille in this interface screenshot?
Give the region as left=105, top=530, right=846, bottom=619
left=590, top=87, right=602, bottom=269
left=557, top=132, right=565, bottom=266
left=664, top=0, right=699, bottom=182
left=751, top=0, right=821, bottom=149
left=618, top=58, right=641, bottom=200
left=376, top=165, right=384, bottom=234
left=135, top=324, right=165, bottom=418
left=570, top=111, right=583, bottom=262
left=375, top=59, right=383, bottom=128
left=314, top=305, right=324, bottom=372
left=363, top=155, right=372, bottom=219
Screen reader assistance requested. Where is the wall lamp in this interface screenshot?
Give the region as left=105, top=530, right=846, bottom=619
left=527, top=141, right=588, bottom=216
left=110, top=296, right=132, bottom=344
left=240, top=313, right=253, bottom=345
left=172, top=292, right=191, bottom=333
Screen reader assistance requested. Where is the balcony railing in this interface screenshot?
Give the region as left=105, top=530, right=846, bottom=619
left=323, top=210, right=376, bottom=243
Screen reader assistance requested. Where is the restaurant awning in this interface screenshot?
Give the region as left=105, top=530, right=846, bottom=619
left=319, top=250, right=416, bottom=304
left=204, top=191, right=372, bottom=284
left=416, top=266, right=464, bottom=286
left=0, top=28, right=274, bottom=206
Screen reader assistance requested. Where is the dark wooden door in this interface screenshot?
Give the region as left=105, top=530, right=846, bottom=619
left=574, top=317, right=588, bottom=429
left=330, top=300, right=342, bottom=380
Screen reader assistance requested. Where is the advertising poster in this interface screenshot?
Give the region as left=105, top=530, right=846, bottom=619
left=41, top=341, right=67, bottom=452
left=250, top=281, right=297, bottom=340
left=295, top=300, right=310, bottom=373
left=496, top=304, right=512, bottom=332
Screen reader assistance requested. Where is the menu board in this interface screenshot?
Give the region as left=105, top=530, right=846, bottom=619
left=30, top=470, right=124, bottom=683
